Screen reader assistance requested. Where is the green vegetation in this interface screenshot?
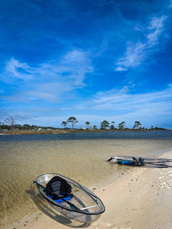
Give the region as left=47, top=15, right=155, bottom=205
left=67, top=117, right=78, bottom=129
left=118, top=121, right=125, bottom=129
left=86, top=121, right=90, bottom=129
left=100, top=120, right=110, bottom=129
left=133, top=121, right=142, bottom=129
left=93, top=125, right=97, bottom=130
left=110, top=121, right=115, bottom=129
left=61, top=121, right=67, bottom=128
left=0, top=118, right=58, bottom=132
left=0, top=117, right=168, bottom=134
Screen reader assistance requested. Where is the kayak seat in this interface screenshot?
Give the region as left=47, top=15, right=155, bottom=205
left=118, top=160, right=133, bottom=165
left=46, top=176, right=73, bottom=201
left=139, top=157, right=144, bottom=165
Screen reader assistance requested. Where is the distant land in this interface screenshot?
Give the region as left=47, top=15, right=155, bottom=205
left=0, top=117, right=170, bottom=135
left=0, top=127, right=170, bottom=135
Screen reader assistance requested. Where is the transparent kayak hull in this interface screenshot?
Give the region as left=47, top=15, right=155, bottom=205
left=107, top=156, right=172, bottom=168
left=35, top=173, right=105, bottom=223
left=108, top=155, right=172, bottom=163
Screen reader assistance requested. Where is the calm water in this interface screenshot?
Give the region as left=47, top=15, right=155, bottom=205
left=0, top=131, right=172, bottom=226
left=0, top=130, right=172, bottom=141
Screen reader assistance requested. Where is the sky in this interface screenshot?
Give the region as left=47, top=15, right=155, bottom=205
left=0, top=0, right=172, bottom=129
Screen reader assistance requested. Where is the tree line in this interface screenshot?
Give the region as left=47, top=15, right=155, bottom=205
left=61, top=118, right=142, bottom=130
left=61, top=117, right=166, bottom=130
left=0, top=117, right=57, bottom=131
left=0, top=116, right=167, bottom=131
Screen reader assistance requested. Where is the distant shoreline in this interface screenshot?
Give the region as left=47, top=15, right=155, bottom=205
left=0, top=128, right=171, bottom=135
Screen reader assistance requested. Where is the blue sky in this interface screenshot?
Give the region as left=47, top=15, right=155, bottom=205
left=0, top=0, right=172, bottom=129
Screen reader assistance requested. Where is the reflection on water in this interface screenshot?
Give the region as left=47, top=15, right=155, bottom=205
left=0, top=135, right=172, bottom=226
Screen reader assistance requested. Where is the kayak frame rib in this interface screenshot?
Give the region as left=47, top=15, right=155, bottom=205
left=80, top=204, right=97, bottom=210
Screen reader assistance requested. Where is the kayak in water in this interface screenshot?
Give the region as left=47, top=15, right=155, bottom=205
left=33, top=173, right=105, bottom=223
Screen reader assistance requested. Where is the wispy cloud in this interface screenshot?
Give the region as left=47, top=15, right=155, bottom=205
left=147, top=15, right=167, bottom=46
left=0, top=49, right=93, bottom=102
left=72, top=84, right=172, bottom=124
left=0, top=0, right=172, bottom=129
left=90, top=84, right=172, bottom=111
left=116, top=42, right=145, bottom=69
left=115, top=66, right=128, bottom=72
left=4, top=58, right=35, bottom=80
left=3, top=84, right=172, bottom=127
left=115, top=15, right=168, bottom=70
left=1, top=84, right=172, bottom=128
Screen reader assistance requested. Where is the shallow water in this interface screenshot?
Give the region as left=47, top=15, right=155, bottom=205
left=0, top=135, right=172, bottom=226
left=0, top=130, right=172, bottom=141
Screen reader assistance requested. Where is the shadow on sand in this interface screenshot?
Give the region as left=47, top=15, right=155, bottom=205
left=26, top=184, right=91, bottom=228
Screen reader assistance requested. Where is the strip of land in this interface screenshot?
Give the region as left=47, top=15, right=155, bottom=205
left=1, top=128, right=170, bottom=135
left=3, top=151, right=172, bottom=229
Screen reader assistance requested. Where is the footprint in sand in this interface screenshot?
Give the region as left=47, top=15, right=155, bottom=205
left=158, top=169, right=172, bottom=189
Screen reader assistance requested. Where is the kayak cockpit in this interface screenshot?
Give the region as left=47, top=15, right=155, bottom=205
left=34, top=173, right=105, bottom=223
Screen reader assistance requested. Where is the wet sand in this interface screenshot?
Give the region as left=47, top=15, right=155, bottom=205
left=2, top=150, right=172, bottom=229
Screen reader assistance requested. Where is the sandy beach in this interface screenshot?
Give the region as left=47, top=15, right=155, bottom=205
left=3, top=150, right=172, bottom=229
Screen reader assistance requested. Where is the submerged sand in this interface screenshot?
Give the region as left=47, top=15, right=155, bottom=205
left=3, top=150, right=172, bottom=229
left=1, top=138, right=172, bottom=226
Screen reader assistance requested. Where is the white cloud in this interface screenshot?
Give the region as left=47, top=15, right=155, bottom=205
left=5, top=58, right=34, bottom=80
left=90, top=84, right=172, bottom=111
left=115, top=66, right=128, bottom=71
left=2, top=85, right=172, bottom=128
left=69, top=84, right=172, bottom=128
left=147, top=15, right=167, bottom=46
left=116, top=42, right=145, bottom=68
left=24, top=91, right=59, bottom=102
left=1, top=49, right=93, bottom=102
left=115, top=15, right=168, bottom=70
left=62, top=50, right=86, bottom=63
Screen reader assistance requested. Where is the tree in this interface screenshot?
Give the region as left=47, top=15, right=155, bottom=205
left=14, top=124, right=22, bottom=130
left=133, top=121, right=142, bottom=129
left=86, top=121, right=90, bottom=129
left=31, top=125, right=38, bottom=130
left=101, top=120, right=110, bottom=129
left=61, top=121, right=67, bottom=128
left=4, top=117, right=15, bottom=130
left=23, top=124, right=31, bottom=130
left=110, top=121, right=115, bottom=129
left=93, top=125, right=97, bottom=130
left=67, top=117, right=78, bottom=129
left=118, top=121, right=125, bottom=129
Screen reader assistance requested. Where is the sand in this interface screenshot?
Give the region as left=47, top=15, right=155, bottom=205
left=3, top=151, right=172, bottom=229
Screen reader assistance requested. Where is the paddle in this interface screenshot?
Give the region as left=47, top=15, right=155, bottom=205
left=33, top=181, right=80, bottom=211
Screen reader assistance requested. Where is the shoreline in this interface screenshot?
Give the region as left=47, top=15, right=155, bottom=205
left=0, top=129, right=171, bottom=136
left=3, top=150, right=172, bottom=229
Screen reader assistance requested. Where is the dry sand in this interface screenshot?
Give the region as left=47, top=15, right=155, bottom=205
left=3, top=151, right=172, bottom=229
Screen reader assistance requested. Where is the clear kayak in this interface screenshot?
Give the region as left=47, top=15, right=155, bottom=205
left=107, top=156, right=172, bottom=168
left=33, top=173, right=105, bottom=223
